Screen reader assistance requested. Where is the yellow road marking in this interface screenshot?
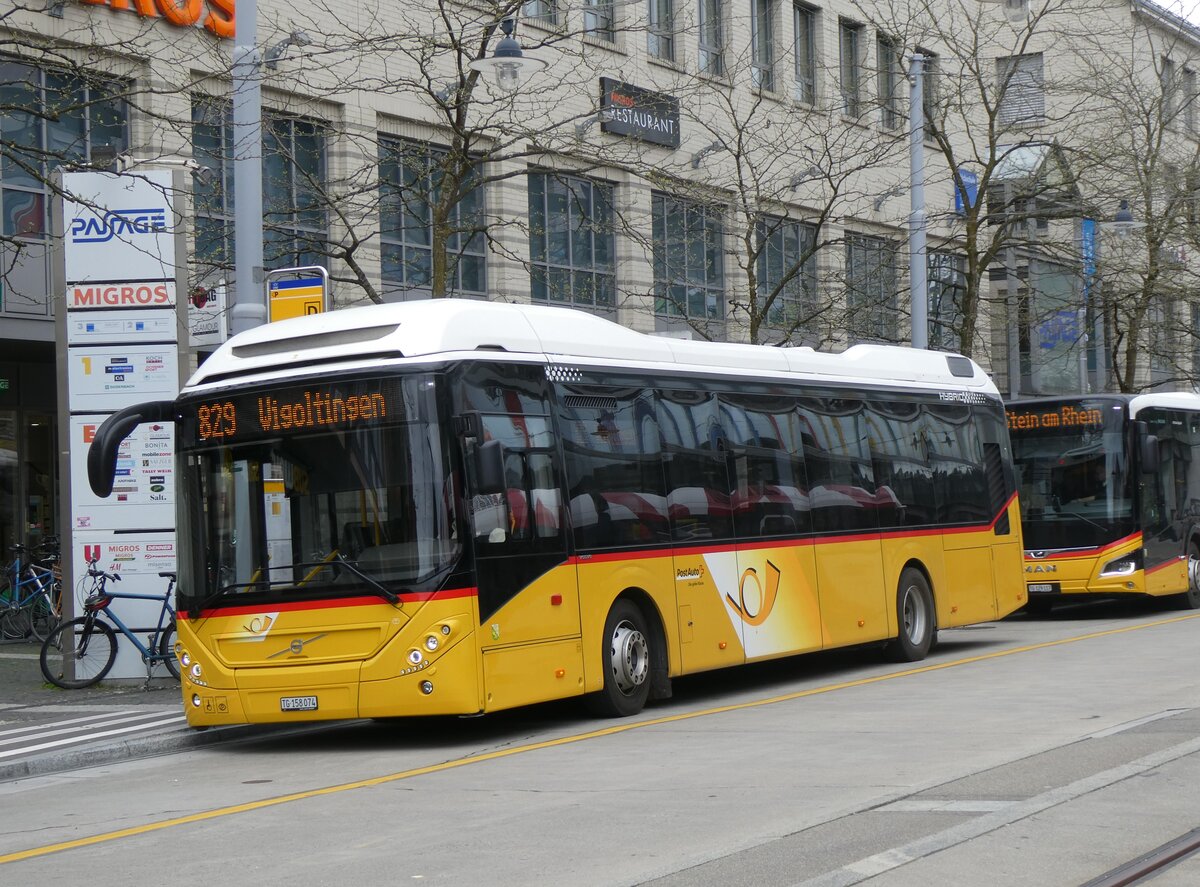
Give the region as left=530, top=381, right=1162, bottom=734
left=4, top=612, right=1198, bottom=865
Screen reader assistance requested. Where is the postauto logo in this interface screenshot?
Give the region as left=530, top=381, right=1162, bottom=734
left=70, top=207, right=169, bottom=244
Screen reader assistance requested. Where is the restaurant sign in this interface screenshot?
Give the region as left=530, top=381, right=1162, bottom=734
left=599, top=78, right=680, bottom=149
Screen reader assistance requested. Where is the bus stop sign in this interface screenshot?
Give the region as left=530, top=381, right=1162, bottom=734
left=267, top=267, right=327, bottom=323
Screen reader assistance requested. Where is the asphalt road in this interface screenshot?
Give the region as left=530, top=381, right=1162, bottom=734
left=2, top=599, right=1199, bottom=886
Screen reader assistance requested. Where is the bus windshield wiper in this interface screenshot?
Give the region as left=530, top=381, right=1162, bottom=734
left=334, top=553, right=400, bottom=604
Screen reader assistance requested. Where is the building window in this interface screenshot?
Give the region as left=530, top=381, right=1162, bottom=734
left=652, top=192, right=724, bottom=319
left=1185, top=69, right=1197, bottom=133
left=839, top=20, right=862, bottom=117
left=192, top=100, right=328, bottom=272
left=648, top=0, right=675, bottom=61
left=1162, top=56, right=1177, bottom=121
left=793, top=4, right=816, bottom=104
left=523, top=0, right=561, bottom=27
left=845, top=234, right=896, bottom=341
left=756, top=215, right=817, bottom=334
left=997, top=53, right=1044, bottom=126
left=1, top=60, right=127, bottom=242
left=878, top=35, right=901, bottom=130
left=528, top=172, right=615, bottom=312
left=585, top=0, right=615, bottom=41
left=928, top=251, right=966, bottom=351
left=699, top=0, right=725, bottom=76
left=752, top=0, right=775, bottom=90
left=379, top=139, right=485, bottom=296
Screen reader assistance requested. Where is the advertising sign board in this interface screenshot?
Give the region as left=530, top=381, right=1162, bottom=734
left=62, top=171, right=176, bottom=283
left=599, top=78, right=681, bottom=148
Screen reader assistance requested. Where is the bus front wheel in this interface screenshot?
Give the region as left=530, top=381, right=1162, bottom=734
left=588, top=600, right=652, bottom=718
left=1177, top=544, right=1200, bottom=609
left=886, top=569, right=936, bottom=662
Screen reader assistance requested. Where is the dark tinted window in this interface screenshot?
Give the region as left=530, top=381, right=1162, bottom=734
left=925, top=403, right=989, bottom=523
left=866, top=400, right=934, bottom=528
left=798, top=397, right=879, bottom=532
left=658, top=390, right=734, bottom=542
left=556, top=386, right=669, bottom=549
left=722, top=393, right=811, bottom=536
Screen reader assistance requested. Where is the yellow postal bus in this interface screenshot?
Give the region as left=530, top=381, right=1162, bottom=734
left=88, top=300, right=1026, bottom=726
left=1008, top=394, right=1200, bottom=612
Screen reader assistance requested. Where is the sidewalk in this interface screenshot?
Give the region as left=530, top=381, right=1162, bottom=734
left=0, top=637, right=261, bottom=780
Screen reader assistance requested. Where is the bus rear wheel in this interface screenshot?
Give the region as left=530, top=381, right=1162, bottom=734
left=885, top=568, right=936, bottom=662
left=588, top=600, right=652, bottom=718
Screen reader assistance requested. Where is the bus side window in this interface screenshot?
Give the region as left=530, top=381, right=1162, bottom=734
left=721, top=393, right=811, bottom=537
left=798, top=397, right=878, bottom=533
left=659, top=390, right=734, bottom=543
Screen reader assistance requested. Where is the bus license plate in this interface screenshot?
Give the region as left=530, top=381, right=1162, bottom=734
left=280, top=695, right=318, bottom=712
left=1028, top=583, right=1059, bottom=594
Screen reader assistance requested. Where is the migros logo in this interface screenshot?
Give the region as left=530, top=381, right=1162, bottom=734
left=70, top=207, right=168, bottom=244
left=80, top=0, right=235, bottom=39
left=71, top=283, right=172, bottom=308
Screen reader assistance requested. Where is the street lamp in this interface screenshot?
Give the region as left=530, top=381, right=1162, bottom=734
left=469, top=17, right=546, bottom=93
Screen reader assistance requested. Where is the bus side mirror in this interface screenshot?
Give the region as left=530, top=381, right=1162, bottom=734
left=1140, top=434, right=1160, bottom=474
left=87, top=400, right=176, bottom=497
left=474, top=439, right=506, bottom=494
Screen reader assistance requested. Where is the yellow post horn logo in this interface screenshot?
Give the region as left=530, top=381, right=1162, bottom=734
left=728, top=560, right=781, bottom=626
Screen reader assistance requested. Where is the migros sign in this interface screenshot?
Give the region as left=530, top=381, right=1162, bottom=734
left=80, top=0, right=235, bottom=39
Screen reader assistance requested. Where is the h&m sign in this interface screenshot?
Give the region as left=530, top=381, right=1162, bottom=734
left=599, top=78, right=680, bottom=148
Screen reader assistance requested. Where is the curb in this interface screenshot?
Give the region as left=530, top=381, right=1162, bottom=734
left=0, top=720, right=308, bottom=782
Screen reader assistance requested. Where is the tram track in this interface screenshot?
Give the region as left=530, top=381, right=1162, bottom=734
left=1081, top=828, right=1200, bottom=887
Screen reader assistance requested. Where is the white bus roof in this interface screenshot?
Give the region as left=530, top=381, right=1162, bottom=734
left=185, top=299, right=997, bottom=397
left=1129, top=392, right=1200, bottom=417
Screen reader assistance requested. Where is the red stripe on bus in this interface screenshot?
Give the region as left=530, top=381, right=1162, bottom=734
left=1146, top=556, right=1185, bottom=576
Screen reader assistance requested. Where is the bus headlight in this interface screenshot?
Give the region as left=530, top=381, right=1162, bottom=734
left=408, top=649, right=423, bottom=665
left=424, top=635, right=440, bottom=652
left=181, top=651, right=191, bottom=669
left=190, top=662, right=203, bottom=679
left=1100, top=552, right=1141, bottom=577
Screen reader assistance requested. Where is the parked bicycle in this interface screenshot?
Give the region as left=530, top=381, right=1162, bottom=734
left=40, top=563, right=179, bottom=689
left=0, top=539, right=62, bottom=642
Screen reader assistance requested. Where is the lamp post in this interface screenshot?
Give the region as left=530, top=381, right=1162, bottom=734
left=909, top=53, right=928, bottom=350
left=469, top=17, right=546, bottom=92
left=230, top=0, right=265, bottom=336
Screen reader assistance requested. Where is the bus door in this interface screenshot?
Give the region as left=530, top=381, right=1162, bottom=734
left=723, top=393, right=822, bottom=661
left=1138, top=410, right=1192, bottom=594
left=659, top=390, right=745, bottom=672
left=798, top=398, right=888, bottom=647
left=456, top=367, right=580, bottom=710
left=925, top=403, right=1001, bottom=624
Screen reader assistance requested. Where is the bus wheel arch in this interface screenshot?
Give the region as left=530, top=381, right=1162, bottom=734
left=885, top=563, right=937, bottom=662
left=587, top=591, right=669, bottom=718
left=1178, top=538, right=1200, bottom=609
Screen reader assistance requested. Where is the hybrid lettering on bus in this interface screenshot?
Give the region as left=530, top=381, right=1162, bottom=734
left=1007, top=394, right=1200, bottom=612
left=89, top=300, right=1026, bottom=726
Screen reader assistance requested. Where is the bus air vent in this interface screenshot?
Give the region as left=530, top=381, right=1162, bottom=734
left=232, top=324, right=400, bottom=359
left=564, top=395, right=619, bottom=410
left=945, top=356, right=974, bottom=378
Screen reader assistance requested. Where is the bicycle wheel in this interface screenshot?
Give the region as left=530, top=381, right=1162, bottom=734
left=0, top=600, right=30, bottom=640
left=40, top=617, right=117, bottom=689
left=157, top=620, right=180, bottom=679
left=30, top=592, right=60, bottom=642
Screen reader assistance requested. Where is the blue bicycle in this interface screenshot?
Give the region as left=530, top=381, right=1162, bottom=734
left=0, top=541, right=62, bottom=642
left=39, top=563, right=179, bottom=689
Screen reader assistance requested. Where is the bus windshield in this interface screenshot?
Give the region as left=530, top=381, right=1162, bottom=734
left=176, top=374, right=460, bottom=613
left=1008, top=399, right=1135, bottom=550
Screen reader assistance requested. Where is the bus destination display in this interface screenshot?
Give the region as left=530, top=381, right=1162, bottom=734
left=191, top=380, right=396, bottom=443
left=1007, top=404, right=1105, bottom=432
